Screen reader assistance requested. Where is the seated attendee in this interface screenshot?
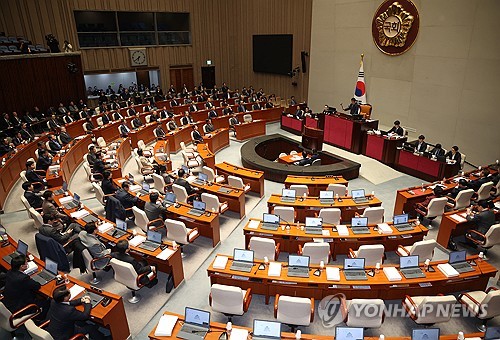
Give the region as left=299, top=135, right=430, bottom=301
left=36, top=149, right=53, bottom=172
left=42, top=190, right=74, bottom=224
left=181, top=112, right=194, bottom=126
left=47, top=115, right=60, bottom=130
left=387, top=120, right=404, bottom=136
left=295, top=107, right=305, bottom=120
left=19, top=123, right=33, bottom=142
left=445, top=145, right=462, bottom=164
left=144, top=192, right=167, bottom=227
left=229, top=114, right=240, bottom=129
left=430, top=143, right=445, bottom=157
left=101, top=170, right=118, bottom=195
left=189, top=103, right=198, bottom=112
left=175, top=168, right=198, bottom=197
left=191, top=125, right=204, bottom=144
left=222, top=105, right=233, bottom=115
left=87, top=145, right=98, bottom=166
left=166, top=119, right=177, bottom=132
left=290, top=96, right=298, bottom=106
left=205, top=98, right=215, bottom=109
left=111, top=240, right=157, bottom=287
left=208, top=109, right=218, bottom=119
left=265, top=100, right=274, bottom=108
left=415, top=186, right=444, bottom=220
left=415, top=135, right=427, bottom=153
left=93, top=152, right=111, bottom=175
left=47, top=285, right=108, bottom=340
left=237, top=102, right=247, bottom=113
left=0, top=138, right=14, bottom=156
left=154, top=122, right=167, bottom=138
left=115, top=181, right=138, bottom=210
left=118, top=119, right=130, bottom=137
left=127, top=106, right=136, bottom=117
left=137, top=148, right=166, bottom=176
left=310, top=149, right=320, bottom=162
left=101, top=111, right=111, bottom=125
left=469, top=168, right=492, bottom=192
left=112, top=110, right=123, bottom=121
left=62, top=111, right=74, bottom=124
left=149, top=110, right=159, bottom=123
left=296, top=150, right=312, bottom=166
left=84, top=117, right=94, bottom=132
left=143, top=100, right=153, bottom=112
left=448, top=179, right=471, bottom=199
left=78, top=223, right=111, bottom=269
left=48, top=134, right=62, bottom=153
left=58, top=126, right=72, bottom=145
left=203, top=118, right=215, bottom=134
left=342, top=97, right=360, bottom=115
left=23, top=181, right=43, bottom=209
left=131, top=114, right=142, bottom=129
left=40, top=213, right=80, bottom=247
left=11, top=131, right=24, bottom=146
left=25, top=160, right=47, bottom=187
left=252, top=102, right=261, bottom=111
left=465, top=201, right=496, bottom=243
left=68, top=101, right=78, bottom=116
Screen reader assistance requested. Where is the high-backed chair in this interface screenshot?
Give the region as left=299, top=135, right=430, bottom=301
left=311, top=158, right=321, bottom=166
left=290, top=184, right=308, bottom=197
left=20, top=195, right=31, bottom=211
left=180, top=141, right=198, bottom=159
left=274, top=295, right=314, bottom=332
left=181, top=151, right=203, bottom=173
left=134, top=156, right=154, bottom=180
left=83, top=162, right=103, bottom=183
left=278, top=152, right=287, bottom=158
left=345, top=298, right=384, bottom=328
left=110, top=258, right=157, bottom=303
left=0, top=302, right=41, bottom=338
left=172, top=183, right=196, bottom=203
left=290, top=150, right=298, bottom=155
left=35, top=233, right=70, bottom=272
left=151, top=173, right=169, bottom=194
left=397, top=239, right=437, bottom=261
left=466, top=223, right=500, bottom=258
left=202, top=166, right=225, bottom=183
left=132, top=206, right=163, bottom=233
left=359, top=104, right=372, bottom=119
left=459, top=287, right=500, bottom=331
left=227, top=175, right=251, bottom=193
left=96, top=117, right=104, bottom=126
left=476, top=182, right=494, bottom=201
left=249, top=236, right=280, bottom=261
left=165, top=219, right=199, bottom=255
left=447, top=189, right=474, bottom=210
left=403, top=295, right=457, bottom=325
left=201, top=193, right=228, bottom=214
left=25, top=319, right=89, bottom=340
left=138, top=140, right=153, bottom=157
left=349, top=244, right=385, bottom=266
left=273, top=206, right=295, bottom=224
left=415, top=197, right=448, bottom=226
left=96, top=137, right=106, bottom=148
left=28, top=208, right=44, bottom=229
left=299, top=242, right=330, bottom=264
left=82, top=248, right=110, bottom=285
left=145, top=115, right=151, bottom=123
left=327, top=184, right=347, bottom=197
left=318, top=208, right=341, bottom=225
left=361, top=207, right=384, bottom=224
left=209, top=284, right=252, bottom=322
left=92, top=182, right=112, bottom=206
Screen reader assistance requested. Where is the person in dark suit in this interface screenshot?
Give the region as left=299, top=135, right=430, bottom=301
left=208, top=109, right=218, bottom=119
left=131, top=114, right=142, bottom=129
left=445, top=145, right=462, bottom=164
left=47, top=285, right=108, bottom=340
left=0, top=113, right=13, bottom=131
left=11, top=131, right=24, bottom=146
left=93, top=152, right=111, bottom=175
left=203, top=119, right=215, bottom=134
left=166, top=120, right=177, bottom=132
left=415, top=186, right=444, bottom=221
left=3, top=254, right=48, bottom=316
left=115, top=181, right=138, bottom=210
left=237, top=103, right=247, bottom=113
left=387, top=120, right=404, bottom=136
left=0, top=138, right=14, bottom=156
left=342, top=97, right=359, bottom=115
left=415, top=135, right=428, bottom=153
left=448, top=179, right=471, bottom=199
left=112, top=110, right=123, bottom=121
left=47, top=115, right=60, bottom=130
left=181, top=112, right=194, bottom=126
left=10, top=112, right=22, bottom=129
left=84, top=117, right=94, bottom=133
left=222, top=105, right=233, bottom=115
left=22, top=181, right=43, bottom=209
left=100, top=111, right=111, bottom=125
left=58, top=126, right=72, bottom=145
left=101, top=171, right=118, bottom=195
left=62, top=111, right=74, bottom=124
left=469, top=168, right=492, bottom=192
left=205, top=98, right=215, bottom=109
left=430, top=143, right=445, bottom=157
left=143, top=100, right=153, bottom=112
left=36, top=149, right=53, bottom=172
left=144, top=192, right=167, bottom=227
left=191, top=125, right=204, bottom=144
left=87, top=145, right=98, bottom=167
left=465, top=200, right=496, bottom=242
left=127, top=106, right=136, bottom=117
left=295, top=107, right=305, bottom=120
left=25, top=160, right=47, bottom=188
left=170, top=98, right=179, bottom=107
left=189, top=103, right=198, bottom=112
left=154, top=122, right=167, bottom=138
left=19, top=123, right=33, bottom=142
left=174, top=168, right=198, bottom=196
left=118, top=119, right=130, bottom=137
left=297, top=150, right=312, bottom=166
left=48, top=134, right=62, bottom=153
left=111, top=240, right=157, bottom=287
left=39, top=213, right=78, bottom=247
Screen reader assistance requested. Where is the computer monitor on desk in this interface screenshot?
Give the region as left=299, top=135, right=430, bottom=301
left=412, top=328, right=439, bottom=340
left=335, top=326, right=364, bottom=340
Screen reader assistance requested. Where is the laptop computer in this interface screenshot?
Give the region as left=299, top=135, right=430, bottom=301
left=162, top=192, right=176, bottom=207
left=53, top=181, right=68, bottom=195
left=187, top=200, right=206, bottom=217
left=86, top=291, right=105, bottom=308
left=335, top=326, right=364, bottom=340
left=31, top=257, right=58, bottom=285
left=280, top=189, right=296, bottom=203
left=261, top=213, right=280, bottom=231
left=229, top=248, right=255, bottom=272
left=412, top=328, right=440, bottom=340
left=181, top=165, right=190, bottom=175
left=106, top=218, right=128, bottom=239
left=351, top=217, right=370, bottom=234
left=193, top=173, right=208, bottom=186
left=81, top=214, right=99, bottom=224
left=305, top=217, right=323, bottom=235
left=319, top=190, right=334, bottom=205
left=393, top=213, right=413, bottom=232
left=137, top=230, right=162, bottom=252
left=252, top=320, right=281, bottom=340
left=287, top=255, right=310, bottom=278
left=351, top=189, right=369, bottom=204
left=63, top=193, right=80, bottom=209
left=3, top=239, right=28, bottom=265
left=485, top=326, right=500, bottom=340
left=449, top=250, right=474, bottom=273
left=177, top=307, right=211, bottom=340
left=399, top=255, right=425, bottom=279
left=128, top=173, right=135, bottom=182
left=343, top=258, right=367, bottom=281
left=138, top=182, right=150, bottom=195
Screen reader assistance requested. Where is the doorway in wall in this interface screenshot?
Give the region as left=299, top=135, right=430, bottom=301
left=201, top=66, right=215, bottom=89
left=169, top=65, right=194, bottom=93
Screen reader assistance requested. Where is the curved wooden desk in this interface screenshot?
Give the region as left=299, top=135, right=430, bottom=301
left=202, top=128, right=230, bottom=153
left=267, top=194, right=382, bottom=222
left=197, top=144, right=215, bottom=169
left=191, top=180, right=246, bottom=218
left=0, top=236, right=130, bottom=340
left=207, top=255, right=496, bottom=304
left=235, top=119, right=266, bottom=141
left=215, top=162, right=264, bottom=197
left=284, top=175, right=348, bottom=196
left=243, top=218, right=428, bottom=259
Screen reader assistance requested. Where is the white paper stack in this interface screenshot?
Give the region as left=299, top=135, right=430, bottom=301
left=247, top=220, right=260, bottom=229
left=154, top=315, right=178, bottom=337
left=326, top=267, right=340, bottom=281
left=450, top=214, right=467, bottom=223
left=213, top=256, right=229, bottom=269
left=377, top=223, right=393, bottom=234
left=129, top=235, right=146, bottom=247
left=97, top=222, right=114, bottom=233
left=70, top=209, right=89, bottom=219
left=156, top=247, right=175, bottom=260
left=337, top=225, right=349, bottom=236
left=48, top=165, right=60, bottom=172
left=59, top=196, right=73, bottom=204
left=129, top=184, right=142, bottom=192
left=437, top=263, right=460, bottom=277
left=268, top=262, right=282, bottom=277
left=322, top=229, right=331, bottom=236
left=117, top=179, right=126, bottom=184
left=69, top=284, right=85, bottom=300
left=383, top=267, right=402, bottom=281
left=23, top=261, right=38, bottom=275
left=230, top=328, right=249, bottom=340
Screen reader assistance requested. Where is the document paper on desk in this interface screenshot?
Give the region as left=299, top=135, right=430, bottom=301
left=156, top=247, right=175, bottom=260
left=450, top=213, right=467, bottom=223
left=213, top=255, right=229, bottom=269
left=59, top=196, right=73, bottom=204
left=326, top=267, right=340, bottom=281
left=230, top=328, right=249, bottom=340
left=268, top=262, right=282, bottom=277
left=129, top=184, right=142, bottom=192
left=247, top=220, right=261, bottom=229
left=69, top=284, right=86, bottom=301
left=129, top=235, right=146, bottom=247
left=97, top=222, right=113, bottom=233
left=154, top=314, right=178, bottom=337
left=383, top=267, right=402, bottom=281
left=337, top=225, right=349, bottom=236
left=437, top=263, right=459, bottom=278
left=70, top=209, right=89, bottom=219
left=377, top=223, right=393, bottom=234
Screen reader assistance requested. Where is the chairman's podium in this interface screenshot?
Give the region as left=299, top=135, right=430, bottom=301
left=302, top=125, right=324, bottom=151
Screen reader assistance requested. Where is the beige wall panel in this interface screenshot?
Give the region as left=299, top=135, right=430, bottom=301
left=369, top=77, right=412, bottom=122
left=370, top=52, right=415, bottom=82
left=414, top=26, right=473, bottom=59
left=413, top=56, right=466, bottom=89
left=419, top=0, right=477, bottom=26
left=335, top=1, right=375, bottom=28
left=463, top=59, right=498, bottom=94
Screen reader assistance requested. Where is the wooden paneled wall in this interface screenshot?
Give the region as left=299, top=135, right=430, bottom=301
left=0, top=0, right=312, bottom=103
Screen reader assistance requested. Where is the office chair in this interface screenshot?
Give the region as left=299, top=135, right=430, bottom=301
left=274, top=295, right=314, bottom=332
left=403, top=294, right=456, bottom=325
left=249, top=236, right=280, bottom=261
left=459, top=287, right=500, bottom=331
left=209, top=284, right=252, bottom=322
left=349, top=244, right=384, bottom=266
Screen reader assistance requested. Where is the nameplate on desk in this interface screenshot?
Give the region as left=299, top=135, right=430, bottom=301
left=213, top=256, right=229, bottom=269
left=352, top=285, right=371, bottom=289
left=418, top=282, right=432, bottom=287
left=232, top=275, right=250, bottom=281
